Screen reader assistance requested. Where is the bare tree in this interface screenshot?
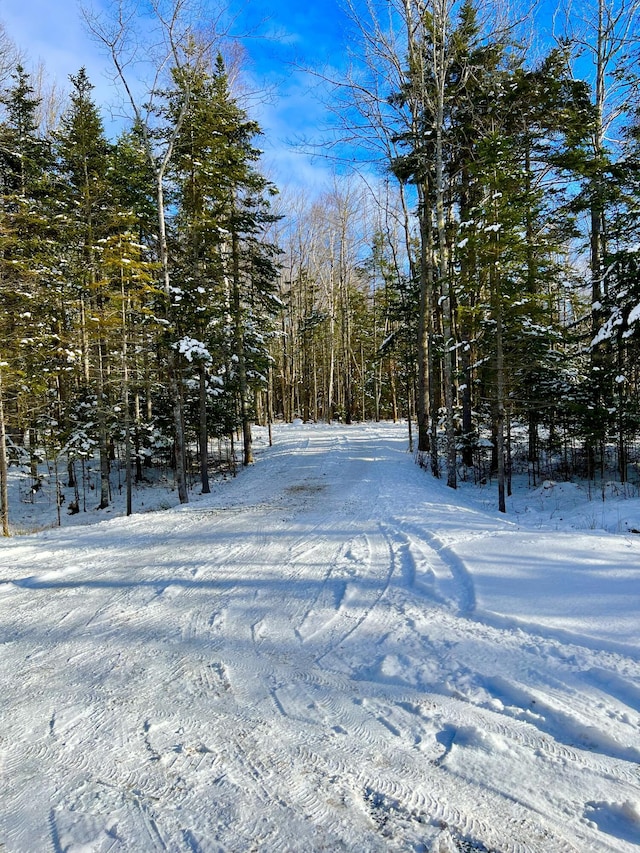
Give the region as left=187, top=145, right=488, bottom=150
left=32, top=61, right=66, bottom=135
left=0, top=22, right=19, bottom=88
left=337, top=0, right=459, bottom=477
left=560, top=0, right=640, bottom=307
left=334, top=0, right=438, bottom=461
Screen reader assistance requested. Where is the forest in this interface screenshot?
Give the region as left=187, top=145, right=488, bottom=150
left=1, top=0, right=640, bottom=531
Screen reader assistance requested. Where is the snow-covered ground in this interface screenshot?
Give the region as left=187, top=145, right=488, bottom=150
left=0, top=421, right=639, bottom=852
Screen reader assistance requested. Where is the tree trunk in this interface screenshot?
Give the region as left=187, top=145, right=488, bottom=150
left=0, top=369, right=9, bottom=536
left=416, top=183, right=432, bottom=459
left=432, top=0, right=457, bottom=490
left=495, top=279, right=506, bottom=514
left=168, top=350, right=188, bottom=501
left=231, top=227, right=253, bottom=465
left=157, top=177, right=189, bottom=503
left=267, top=363, right=274, bottom=447
left=97, top=336, right=110, bottom=510
left=327, top=267, right=336, bottom=423
left=460, top=343, right=473, bottom=469
left=121, top=275, right=133, bottom=516
left=199, top=363, right=210, bottom=493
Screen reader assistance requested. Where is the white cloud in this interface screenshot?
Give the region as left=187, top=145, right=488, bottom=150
left=1, top=0, right=356, bottom=192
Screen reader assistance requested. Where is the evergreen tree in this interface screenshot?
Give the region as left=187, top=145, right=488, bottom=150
left=109, top=123, right=163, bottom=496
left=0, top=65, right=57, bottom=526
left=170, top=56, right=280, bottom=469
left=55, top=68, right=115, bottom=508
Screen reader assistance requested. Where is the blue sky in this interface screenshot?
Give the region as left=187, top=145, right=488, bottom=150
left=0, top=0, right=354, bottom=192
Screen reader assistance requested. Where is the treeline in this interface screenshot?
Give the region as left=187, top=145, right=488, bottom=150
left=1, top=0, right=640, bottom=530
left=271, top=0, right=640, bottom=512
left=0, top=19, right=280, bottom=531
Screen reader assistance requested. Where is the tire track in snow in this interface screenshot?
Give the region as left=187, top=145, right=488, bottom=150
left=2, top=423, right=638, bottom=852
left=238, top=648, right=591, bottom=852
left=389, top=598, right=640, bottom=789
left=382, top=514, right=640, bottom=786
left=387, top=518, right=477, bottom=614
left=283, top=449, right=393, bottom=662
left=221, top=725, right=386, bottom=851
left=481, top=674, right=640, bottom=770
left=295, top=730, right=582, bottom=853
left=294, top=540, right=357, bottom=643
left=360, top=685, right=625, bottom=851
left=180, top=431, right=607, bottom=851
left=311, top=526, right=397, bottom=665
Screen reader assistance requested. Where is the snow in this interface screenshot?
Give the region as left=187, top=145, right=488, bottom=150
left=0, top=421, right=639, bottom=852
left=174, top=336, right=212, bottom=362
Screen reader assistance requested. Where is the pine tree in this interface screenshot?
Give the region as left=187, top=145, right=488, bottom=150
left=110, top=121, right=163, bottom=488
left=170, top=56, right=280, bottom=468
left=585, top=105, right=640, bottom=481
left=0, top=65, right=57, bottom=527
left=55, top=68, right=115, bottom=509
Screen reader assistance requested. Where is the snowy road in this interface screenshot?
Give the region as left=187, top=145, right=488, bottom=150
left=1, top=423, right=639, bottom=852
